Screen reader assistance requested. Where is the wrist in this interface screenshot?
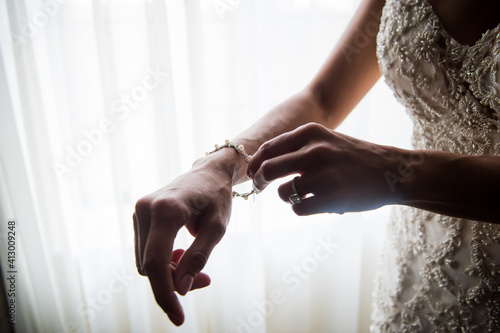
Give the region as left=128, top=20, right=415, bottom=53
left=393, top=149, right=428, bottom=205
left=381, top=147, right=427, bottom=205
left=192, top=147, right=247, bottom=185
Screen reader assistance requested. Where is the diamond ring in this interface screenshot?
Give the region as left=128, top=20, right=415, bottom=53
left=288, top=176, right=302, bottom=205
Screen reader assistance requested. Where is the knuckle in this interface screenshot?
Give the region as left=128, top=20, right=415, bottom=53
left=143, top=254, right=165, bottom=275
left=296, top=124, right=311, bottom=137
left=259, top=140, right=273, bottom=157
left=135, top=196, right=152, bottom=215
left=209, top=222, right=227, bottom=240
left=151, top=197, right=174, bottom=212
left=305, top=143, right=330, bottom=159
left=150, top=198, right=188, bottom=228
left=150, top=197, right=182, bottom=217
left=259, top=160, right=275, bottom=182
left=301, top=122, right=324, bottom=137
left=187, top=250, right=209, bottom=273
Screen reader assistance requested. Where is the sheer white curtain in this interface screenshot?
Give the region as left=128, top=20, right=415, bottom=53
left=0, top=0, right=412, bottom=332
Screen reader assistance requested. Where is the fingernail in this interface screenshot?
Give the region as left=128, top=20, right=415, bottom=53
left=252, top=174, right=264, bottom=191
left=168, top=310, right=184, bottom=326
left=179, top=275, right=194, bottom=296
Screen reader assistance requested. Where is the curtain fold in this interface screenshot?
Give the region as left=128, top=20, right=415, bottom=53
left=0, top=0, right=411, bottom=332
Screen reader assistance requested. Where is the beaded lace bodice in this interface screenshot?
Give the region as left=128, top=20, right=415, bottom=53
left=371, top=0, right=500, bottom=332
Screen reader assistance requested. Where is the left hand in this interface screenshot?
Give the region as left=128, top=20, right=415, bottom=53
left=247, top=123, right=403, bottom=215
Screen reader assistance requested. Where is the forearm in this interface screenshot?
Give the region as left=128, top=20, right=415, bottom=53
left=220, top=0, right=386, bottom=184
left=196, top=0, right=386, bottom=186
left=398, top=149, right=500, bottom=223
left=193, top=88, right=328, bottom=185
left=231, top=89, right=328, bottom=180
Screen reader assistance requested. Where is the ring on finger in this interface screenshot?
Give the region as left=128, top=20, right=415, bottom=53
left=288, top=176, right=302, bottom=205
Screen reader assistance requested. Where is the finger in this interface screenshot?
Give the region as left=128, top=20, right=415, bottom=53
left=252, top=148, right=323, bottom=191
left=134, top=200, right=152, bottom=276
left=291, top=194, right=346, bottom=216
left=277, top=172, right=346, bottom=215
left=247, top=128, right=307, bottom=179
left=191, top=272, right=211, bottom=290
left=174, top=222, right=226, bottom=296
left=171, top=248, right=185, bottom=266
left=143, top=213, right=184, bottom=326
left=277, top=175, right=312, bottom=203
left=170, top=249, right=211, bottom=291
left=133, top=213, right=145, bottom=275
left=248, top=123, right=331, bottom=180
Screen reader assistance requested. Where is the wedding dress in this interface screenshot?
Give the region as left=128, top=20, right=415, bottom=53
left=371, top=0, right=500, bottom=331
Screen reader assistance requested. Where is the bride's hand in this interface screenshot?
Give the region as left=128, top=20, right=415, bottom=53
left=247, top=123, right=407, bottom=215
left=134, top=150, right=238, bottom=325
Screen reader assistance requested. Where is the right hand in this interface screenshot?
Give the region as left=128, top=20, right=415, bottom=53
left=133, top=151, right=238, bottom=325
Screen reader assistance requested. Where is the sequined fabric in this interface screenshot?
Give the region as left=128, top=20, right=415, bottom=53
left=371, top=0, right=500, bottom=331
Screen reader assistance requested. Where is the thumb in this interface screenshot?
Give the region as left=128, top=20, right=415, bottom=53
left=174, top=223, right=225, bottom=295
left=171, top=248, right=211, bottom=292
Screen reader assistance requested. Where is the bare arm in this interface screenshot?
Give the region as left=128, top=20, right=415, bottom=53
left=243, top=0, right=500, bottom=223
left=230, top=0, right=386, bottom=181
left=134, top=0, right=387, bottom=326
left=401, top=150, right=500, bottom=222
left=246, top=124, right=500, bottom=224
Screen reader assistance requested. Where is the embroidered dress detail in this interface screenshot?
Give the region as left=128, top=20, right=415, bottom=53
left=371, top=0, right=500, bottom=331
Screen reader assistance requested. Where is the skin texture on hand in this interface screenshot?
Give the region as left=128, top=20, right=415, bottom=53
left=247, top=123, right=401, bottom=215
left=133, top=153, right=236, bottom=325
left=248, top=123, right=500, bottom=222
